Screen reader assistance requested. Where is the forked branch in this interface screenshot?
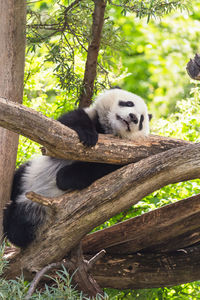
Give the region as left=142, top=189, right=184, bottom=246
left=3, top=142, right=200, bottom=280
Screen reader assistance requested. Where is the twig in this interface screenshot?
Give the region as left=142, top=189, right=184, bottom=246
left=64, top=0, right=82, bottom=14
left=88, top=249, right=106, bottom=270
left=25, top=191, right=60, bottom=209
left=25, top=260, right=74, bottom=300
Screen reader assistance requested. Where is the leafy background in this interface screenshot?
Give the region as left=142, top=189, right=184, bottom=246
left=2, top=0, right=200, bottom=299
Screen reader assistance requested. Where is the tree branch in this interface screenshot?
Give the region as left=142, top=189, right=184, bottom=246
left=0, top=97, right=191, bottom=164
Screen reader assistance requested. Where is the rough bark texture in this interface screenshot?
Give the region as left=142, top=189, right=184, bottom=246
left=82, top=193, right=200, bottom=254
left=79, top=0, right=106, bottom=108
left=0, top=0, right=26, bottom=238
left=87, top=244, right=200, bottom=289
left=3, top=143, right=200, bottom=281
left=0, top=98, right=191, bottom=164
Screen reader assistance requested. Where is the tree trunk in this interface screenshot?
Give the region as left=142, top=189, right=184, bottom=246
left=0, top=0, right=26, bottom=238
left=79, top=0, right=106, bottom=108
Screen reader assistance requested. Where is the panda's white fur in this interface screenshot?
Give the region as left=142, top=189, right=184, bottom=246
left=17, top=157, right=71, bottom=204
left=3, top=88, right=150, bottom=248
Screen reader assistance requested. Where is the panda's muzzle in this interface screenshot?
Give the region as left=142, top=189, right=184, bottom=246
left=116, top=113, right=138, bottom=132
left=129, top=113, right=138, bottom=124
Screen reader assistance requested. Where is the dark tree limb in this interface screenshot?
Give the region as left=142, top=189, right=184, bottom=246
left=186, top=53, right=200, bottom=80
left=79, top=0, right=107, bottom=108
left=82, top=193, right=200, bottom=255
left=88, top=244, right=200, bottom=289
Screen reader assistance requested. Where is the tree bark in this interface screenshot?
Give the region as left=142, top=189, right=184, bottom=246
left=0, top=97, right=191, bottom=164
left=0, top=0, right=26, bottom=238
left=3, top=143, right=200, bottom=280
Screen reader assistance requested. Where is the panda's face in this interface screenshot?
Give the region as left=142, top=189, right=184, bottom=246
left=85, top=88, right=150, bottom=139
left=93, top=89, right=150, bottom=139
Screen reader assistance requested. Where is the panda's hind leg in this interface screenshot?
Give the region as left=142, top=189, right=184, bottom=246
left=3, top=202, right=40, bottom=248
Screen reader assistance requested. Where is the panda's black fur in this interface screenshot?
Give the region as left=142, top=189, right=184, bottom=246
left=3, top=88, right=150, bottom=248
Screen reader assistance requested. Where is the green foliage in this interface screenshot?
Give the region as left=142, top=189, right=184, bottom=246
left=109, top=0, right=189, bottom=22
left=111, top=2, right=200, bottom=116
left=105, top=282, right=200, bottom=299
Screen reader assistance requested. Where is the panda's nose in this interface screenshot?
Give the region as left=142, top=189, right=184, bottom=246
left=129, top=113, right=138, bottom=124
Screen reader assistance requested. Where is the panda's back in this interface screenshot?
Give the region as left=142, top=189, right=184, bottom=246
left=14, top=156, right=72, bottom=204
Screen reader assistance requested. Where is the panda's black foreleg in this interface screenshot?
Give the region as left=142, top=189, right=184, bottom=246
left=56, top=162, right=122, bottom=191
left=57, top=108, right=98, bottom=147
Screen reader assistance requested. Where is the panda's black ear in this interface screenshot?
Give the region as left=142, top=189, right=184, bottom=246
left=148, top=114, right=153, bottom=121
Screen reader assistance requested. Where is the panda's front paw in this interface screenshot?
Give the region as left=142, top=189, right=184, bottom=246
left=77, top=128, right=98, bottom=147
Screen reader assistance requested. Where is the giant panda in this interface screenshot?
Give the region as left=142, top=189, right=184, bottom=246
left=3, top=88, right=151, bottom=248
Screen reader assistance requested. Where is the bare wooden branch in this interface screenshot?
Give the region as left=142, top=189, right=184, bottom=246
left=79, top=0, right=106, bottom=108
left=25, top=261, right=73, bottom=300
left=82, top=193, right=200, bottom=255
left=3, top=142, right=200, bottom=280
left=88, top=249, right=106, bottom=270
left=88, top=244, right=200, bottom=289
left=0, top=97, right=191, bottom=164
left=26, top=192, right=59, bottom=209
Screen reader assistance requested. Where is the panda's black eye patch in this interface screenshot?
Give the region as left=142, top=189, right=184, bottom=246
left=139, top=114, right=144, bottom=130
left=119, top=101, right=134, bottom=107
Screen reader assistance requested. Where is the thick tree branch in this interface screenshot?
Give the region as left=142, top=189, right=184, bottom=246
left=4, top=142, right=200, bottom=280
left=79, top=0, right=106, bottom=108
left=0, top=97, right=191, bottom=164
left=82, top=193, right=200, bottom=255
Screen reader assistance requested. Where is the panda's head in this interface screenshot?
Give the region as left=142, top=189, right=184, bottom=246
left=85, top=88, right=150, bottom=139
